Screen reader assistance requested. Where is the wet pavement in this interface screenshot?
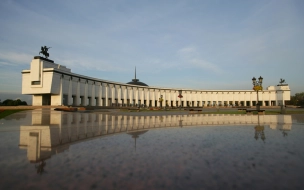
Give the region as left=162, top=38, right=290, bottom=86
left=0, top=109, right=304, bottom=190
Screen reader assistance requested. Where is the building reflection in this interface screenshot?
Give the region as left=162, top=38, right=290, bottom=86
left=19, top=110, right=293, bottom=172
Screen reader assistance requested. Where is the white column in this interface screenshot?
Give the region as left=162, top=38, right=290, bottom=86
left=117, top=85, right=122, bottom=106
left=76, top=80, right=80, bottom=105
left=68, top=77, right=73, bottom=105
left=126, top=87, right=130, bottom=106
left=147, top=89, right=150, bottom=107
left=105, top=84, right=108, bottom=106
left=53, top=75, right=63, bottom=106
left=101, top=83, right=105, bottom=106
left=110, top=85, right=114, bottom=106
left=268, top=92, right=271, bottom=107
left=128, top=87, right=133, bottom=106
left=151, top=89, right=155, bottom=107
left=90, top=81, right=95, bottom=106
left=135, top=87, right=139, bottom=106
left=84, top=81, right=88, bottom=106
left=121, top=86, right=126, bottom=106
left=95, top=82, right=101, bottom=106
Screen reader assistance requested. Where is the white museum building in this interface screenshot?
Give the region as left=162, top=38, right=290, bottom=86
left=22, top=57, right=290, bottom=107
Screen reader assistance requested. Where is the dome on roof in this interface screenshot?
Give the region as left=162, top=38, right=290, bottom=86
left=127, top=79, right=148, bottom=86
left=126, top=67, right=148, bottom=86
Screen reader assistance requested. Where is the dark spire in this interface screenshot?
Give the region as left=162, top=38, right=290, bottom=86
left=135, top=66, right=136, bottom=80
left=132, top=66, right=139, bottom=82
left=126, top=66, right=148, bottom=86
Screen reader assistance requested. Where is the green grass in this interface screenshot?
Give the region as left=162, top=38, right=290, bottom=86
left=0, top=110, right=27, bottom=119
left=120, top=109, right=304, bottom=115
left=265, top=110, right=304, bottom=115
left=120, top=108, right=182, bottom=112
left=196, top=110, right=304, bottom=115
left=198, top=111, right=246, bottom=114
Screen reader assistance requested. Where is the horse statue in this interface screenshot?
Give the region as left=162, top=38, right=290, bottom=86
left=39, top=46, right=51, bottom=59
left=279, top=78, right=285, bottom=85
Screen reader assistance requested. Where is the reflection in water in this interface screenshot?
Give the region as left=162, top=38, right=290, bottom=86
left=254, top=125, right=265, bottom=141
left=35, top=160, right=46, bottom=175
left=254, top=115, right=266, bottom=142
left=127, top=130, right=148, bottom=151
left=19, top=110, right=293, bottom=173
left=281, top=129, right=288, bottom=137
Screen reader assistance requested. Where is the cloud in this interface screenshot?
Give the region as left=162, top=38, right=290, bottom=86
left=0, top=61, right=10, bottom=66
left=0, top=51, right=32, bottom=65
left=189, top=59, right=222, bottom=74
left=178, top=47, right=196, bottom=54
left=177, top=46, right=223, bottom=73
left=57, top=56, right=127, bottom=74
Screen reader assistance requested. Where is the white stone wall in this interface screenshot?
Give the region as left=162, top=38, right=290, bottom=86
left=22, top=57, right=291, bottom=106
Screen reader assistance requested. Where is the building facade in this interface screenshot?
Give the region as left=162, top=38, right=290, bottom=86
left=22, top=57, right=290, bottom=106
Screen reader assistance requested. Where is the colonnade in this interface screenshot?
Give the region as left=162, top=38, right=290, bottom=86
left=22, top=57, right=290, bottom=106
left=59, top=74, right=288, bottom=107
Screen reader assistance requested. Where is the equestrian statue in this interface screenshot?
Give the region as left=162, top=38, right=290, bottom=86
left=39, top=46, right=51, bottom=59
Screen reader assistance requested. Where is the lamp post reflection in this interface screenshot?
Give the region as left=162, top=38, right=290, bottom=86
left=254, top=115, right=266, bottom=142
left=179, top=115, right=183, bottom=128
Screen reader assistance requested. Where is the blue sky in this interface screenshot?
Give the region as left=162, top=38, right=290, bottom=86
left=1, top=0, right=304, bottom=103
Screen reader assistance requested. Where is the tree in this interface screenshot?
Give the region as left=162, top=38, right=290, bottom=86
left=1, top=99, right=28, bottom=106
left=290, top=92, right=304, bottom=106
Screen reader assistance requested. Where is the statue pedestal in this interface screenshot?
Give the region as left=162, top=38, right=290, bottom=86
left=34, top=56, right=54, bottom=63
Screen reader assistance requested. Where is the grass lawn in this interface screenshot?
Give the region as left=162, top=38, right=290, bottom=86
left=120, top=108, right=182, bottom=112
left=0, top=110, right=27, bottom=119
left=120, top=108, right=304, bottom=115
left=265, top=110, right=304, bottom=115
left=196, top=110, right=304, bottom=115
left=199, top=111, right=247, bottom=114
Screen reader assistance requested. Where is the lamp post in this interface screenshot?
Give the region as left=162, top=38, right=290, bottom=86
left=178, top=90, right=183, bottom=110
left=159, top=95, right=163, bottom=108
left=252, top=76, right=263, bottom=110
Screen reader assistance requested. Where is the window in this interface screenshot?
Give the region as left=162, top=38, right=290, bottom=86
left=31, top=81, right=41, bottom=85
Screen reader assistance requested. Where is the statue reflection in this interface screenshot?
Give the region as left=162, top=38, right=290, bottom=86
left=281, top=130, right=288, bottom=137
left=269, top=115, right=292, bottom=138
left=19, top=110, right=293, bottom=173
left=35, top=160, right=46, bottom=175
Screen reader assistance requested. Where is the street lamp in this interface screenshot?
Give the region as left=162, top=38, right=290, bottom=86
left=159, top=95, right=163, bottom=108
left=252, top=76, right=263, bottom=110
left=178, top=90, right=183, bottom=110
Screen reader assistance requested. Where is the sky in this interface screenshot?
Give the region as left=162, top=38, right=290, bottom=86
left=0, top=0, right=304, bottom=103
